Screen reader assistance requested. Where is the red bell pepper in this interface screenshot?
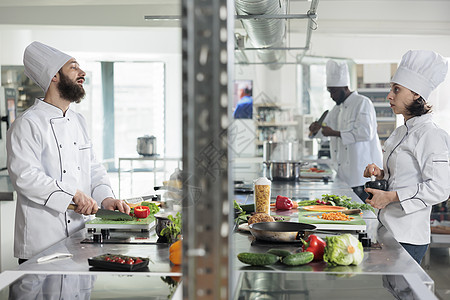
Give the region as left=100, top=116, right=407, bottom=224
left=134, top=206, right=150, bottom=218
left=302, top=234, right=326, bottom=261
left=275, top=195, right=294, bottom=210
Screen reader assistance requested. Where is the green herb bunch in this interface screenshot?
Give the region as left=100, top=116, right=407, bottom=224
left=160, top=212, right=182, bottom=243
left=321, top=194, right=374, bottom=212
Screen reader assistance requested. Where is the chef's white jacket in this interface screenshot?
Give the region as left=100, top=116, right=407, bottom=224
left=380, top=114, right=450, bottom=245
left=7, top=99, right=114, bottom=259
left=320, top=92, right=383, bottom=187
left=10, top=274, right=96, bottom=300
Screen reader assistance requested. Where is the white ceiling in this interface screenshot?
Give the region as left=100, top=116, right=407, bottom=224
left=0, top=0, right=448, bottom=35
left=0, top=0, right=449, bottom=61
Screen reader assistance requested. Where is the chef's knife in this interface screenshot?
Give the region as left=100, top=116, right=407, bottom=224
left=67, top=204, right=133, bottom=221
left=308, top=110, right=329, bottom=138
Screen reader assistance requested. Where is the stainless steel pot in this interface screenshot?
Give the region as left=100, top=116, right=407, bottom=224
left=263, top=141, right=300, bottom=162
left=137, top=135, right=157, bottom=156
left=264, top=161, right=308, bottom=181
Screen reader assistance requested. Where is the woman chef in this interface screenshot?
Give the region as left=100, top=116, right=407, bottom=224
left=6, top=41, right=130, bottom=263
left=364, top=50, right=450, bottom=264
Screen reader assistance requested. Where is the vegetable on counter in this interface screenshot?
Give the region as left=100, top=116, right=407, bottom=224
left=134, top=206, right=150, bottom=218
left=237, top=249, right=314, bottom=267
left=301, top=234, right=326, bottom=261
left=320, top=212, right=354, bottom=221
left=282, top=252, right=314, bottom=266
left=160, top=212, right=182, bottom=243
left=308, top=167, right=325, bottom=173
left=297, top=194, right=374, bottom=212
left=237, top=252, right=279, bottom=266
left=275, top=195, right=299, bottom=210
left=140, top=201, right=160, bottom=215
left=169, top=239, right=182, bottom=265
left=267, top=248, right=292, bottom=258
left=233, top=200, right=250, bottom=225
left=323, top=234, right=364, bottom=266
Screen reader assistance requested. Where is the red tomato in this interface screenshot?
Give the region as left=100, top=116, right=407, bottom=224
left=126, top=258, right=134, bottom=265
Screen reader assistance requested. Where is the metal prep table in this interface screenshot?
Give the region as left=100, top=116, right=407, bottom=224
left=233, top=175, right=435, bottom=296
left=0, top=228, right=182, bottom=299
left=0, top=168, right=435, bottom=299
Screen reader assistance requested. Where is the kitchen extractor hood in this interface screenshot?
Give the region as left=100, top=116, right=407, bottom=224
left=235, top=0, right=319, bottom=68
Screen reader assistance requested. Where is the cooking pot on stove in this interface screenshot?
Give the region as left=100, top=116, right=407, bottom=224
left=264, top=161, right=308, bottom=181
left=137, top=135, right=157, bottom=156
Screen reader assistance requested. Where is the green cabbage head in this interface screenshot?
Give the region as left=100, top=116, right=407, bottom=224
left=323, top=234, right=364, bottom=266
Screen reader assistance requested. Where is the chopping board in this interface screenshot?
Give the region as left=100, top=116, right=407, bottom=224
left=85, top=215, right=155, bottom=230
left=298, top=211, right=366, bottom=231
left=299, top=169, right=333, bottom=179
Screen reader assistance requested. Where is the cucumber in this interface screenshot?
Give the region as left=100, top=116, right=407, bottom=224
left=282, top=252, right=314, bottom=266
left=267, top=249, right=292, bottom=258
left=237, top=252, right=278, bottom=266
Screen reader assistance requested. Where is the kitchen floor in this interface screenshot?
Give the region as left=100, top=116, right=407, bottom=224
left=423, top=248, right=450, bottom=300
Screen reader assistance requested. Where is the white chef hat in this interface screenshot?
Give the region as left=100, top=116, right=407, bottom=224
left=23, top=41, right=72, bottom=93
left=391, top=50, right=448, bottom=100
left=326, top=60, right=350, bottom=87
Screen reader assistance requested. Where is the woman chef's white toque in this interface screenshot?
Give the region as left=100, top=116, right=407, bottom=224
left=23, top=41, right=72, bottom=93
left=391, top=50, right=448, bottom=100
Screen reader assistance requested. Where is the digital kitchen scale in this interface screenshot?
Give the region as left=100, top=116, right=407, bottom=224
left=80, top=230, right=167, bottom=245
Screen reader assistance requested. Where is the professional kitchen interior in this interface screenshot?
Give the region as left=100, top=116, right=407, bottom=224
left=0, top=0, right=449, bottom=299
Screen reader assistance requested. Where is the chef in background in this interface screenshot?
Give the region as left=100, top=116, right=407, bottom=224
left=6, top=41, right=130, bottom=263
left=309, top=60, right=383, bottom=200
left=364, top=50, right=450, bottom=264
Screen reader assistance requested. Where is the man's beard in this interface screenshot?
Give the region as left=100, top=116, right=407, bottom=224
left=57, top=71, right=86, bottom=103
left=335, top=89, right=347, bottom=105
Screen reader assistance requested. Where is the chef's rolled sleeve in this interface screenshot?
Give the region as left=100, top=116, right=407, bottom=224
left=45, top=182, right=76, bottom=213
left=92, top=184, right=115, bottom=203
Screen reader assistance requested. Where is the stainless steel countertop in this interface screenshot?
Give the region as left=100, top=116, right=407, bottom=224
left=10, top=167, right=435, bottom=296
left=233, top=220, right=434, bottom=290
left=233, top=176, right=434, bottom=292
left=0, top=174, right=14, bottom=201
left=17, top=229, right=177, bottom=274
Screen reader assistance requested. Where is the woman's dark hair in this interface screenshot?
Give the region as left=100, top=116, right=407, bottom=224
left=406, top=95, right=432, bottom=116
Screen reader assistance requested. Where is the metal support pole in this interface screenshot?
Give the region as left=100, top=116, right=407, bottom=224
left=182, top=0, right=231, bottom=299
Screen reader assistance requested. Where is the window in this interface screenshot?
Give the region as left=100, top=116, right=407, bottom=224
left=72, top=61, right=166, bottom=170
left=113, top=62, right=165, bottom=166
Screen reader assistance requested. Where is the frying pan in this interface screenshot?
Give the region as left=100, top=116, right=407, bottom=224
left=249, top=222, right=316, bottom=243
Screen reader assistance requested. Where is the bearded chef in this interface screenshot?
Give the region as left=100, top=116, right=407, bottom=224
left=364, top=50, right=450, bottom=264
left=6, top=41, right=130, bottom=263
left=309, top=60, right=383, bottom=200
